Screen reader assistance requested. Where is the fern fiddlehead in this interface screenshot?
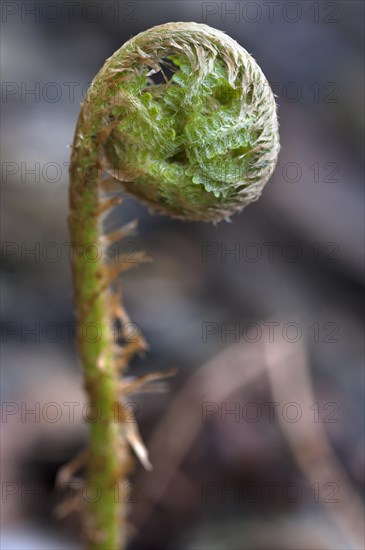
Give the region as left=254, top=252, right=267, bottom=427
left=67, top=22, right=279, bottom=549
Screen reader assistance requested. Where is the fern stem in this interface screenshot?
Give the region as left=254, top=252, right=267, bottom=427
left=69, top=109, right=127, bottom=549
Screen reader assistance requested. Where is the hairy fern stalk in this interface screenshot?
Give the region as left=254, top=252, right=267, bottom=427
left=66, top=22, right=279, bottom=549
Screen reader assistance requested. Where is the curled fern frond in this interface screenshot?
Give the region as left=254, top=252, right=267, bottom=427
left=78, top=22, right=279, bottom=222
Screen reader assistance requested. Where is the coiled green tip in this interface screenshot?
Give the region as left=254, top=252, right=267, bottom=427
left=85, top=22, right=280, bottom=222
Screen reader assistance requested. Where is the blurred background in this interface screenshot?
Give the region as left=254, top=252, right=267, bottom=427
left=1, top=1, right=364, bottom=549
